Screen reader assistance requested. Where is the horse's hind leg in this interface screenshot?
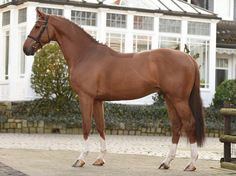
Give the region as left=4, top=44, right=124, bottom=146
left=173, top=100, right=198, bottom=171
left=93, top=100, right=106, bottom=166
left=72, top=94, right=93, bottom=167
left=159, top=98, right=182, bottom=169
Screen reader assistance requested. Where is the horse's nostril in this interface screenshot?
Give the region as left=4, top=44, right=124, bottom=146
left=23, top=47, right=35, bottom=56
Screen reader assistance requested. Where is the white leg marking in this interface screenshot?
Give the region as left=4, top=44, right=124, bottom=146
left=184, top=143, right=198, bottom=171
left=97, top=137, right=107, bottom=160
left=78, top=138, right=89, bottom=161
left=190, top=143, right=198, bottom=165
left=163, top=143, right=177, bottom=165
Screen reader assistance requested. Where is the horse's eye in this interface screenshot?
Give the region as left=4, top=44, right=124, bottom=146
left=35, top=25, right=40, bottom=29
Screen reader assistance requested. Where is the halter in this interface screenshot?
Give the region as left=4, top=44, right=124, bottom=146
left=27, top=15, right=50, bottom=48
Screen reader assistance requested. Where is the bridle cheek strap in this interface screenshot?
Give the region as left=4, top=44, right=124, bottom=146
left=27, top=15, right=50, bottom=48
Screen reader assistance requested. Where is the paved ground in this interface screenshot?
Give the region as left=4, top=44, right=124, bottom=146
left=0, top=133, right=235, bottom=176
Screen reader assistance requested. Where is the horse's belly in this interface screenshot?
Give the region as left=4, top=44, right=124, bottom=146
left=96, top=83, right=157, bottom=101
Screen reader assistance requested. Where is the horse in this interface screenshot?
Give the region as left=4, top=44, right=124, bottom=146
left=23, top=8, right=205, bottom=171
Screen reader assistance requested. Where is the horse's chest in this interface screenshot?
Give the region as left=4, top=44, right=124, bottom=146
left=69, top=69, right=97, bottom=96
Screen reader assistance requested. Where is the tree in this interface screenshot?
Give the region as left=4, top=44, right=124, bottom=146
left=213, top=79, right=236, bottom=108
left=31, top=43, right=77, bottom=111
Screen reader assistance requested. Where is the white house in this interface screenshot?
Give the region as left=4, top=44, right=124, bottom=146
left=0, top=0, right=224, bottom=106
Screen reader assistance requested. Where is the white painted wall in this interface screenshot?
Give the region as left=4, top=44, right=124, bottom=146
left=214, top=0, right=234, bottom=20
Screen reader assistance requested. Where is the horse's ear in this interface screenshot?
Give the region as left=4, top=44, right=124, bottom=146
left=36, top=7, right=45, bottom=19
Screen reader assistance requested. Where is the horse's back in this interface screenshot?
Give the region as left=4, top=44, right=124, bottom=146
left=147, top=48, right=196, bottom=97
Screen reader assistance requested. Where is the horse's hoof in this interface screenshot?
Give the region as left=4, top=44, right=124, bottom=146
left=72, top=159, right=85, bottom=167
left=184, top=164, right=196, bottom=171
left=158, top=163, right=170, bottom=169
left=93, top=159, right=105, bottom=166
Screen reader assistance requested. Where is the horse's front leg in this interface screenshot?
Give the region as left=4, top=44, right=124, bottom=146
left=72, top=94, right=93, bottom=167
left=93, top=100, right=106, bottom=166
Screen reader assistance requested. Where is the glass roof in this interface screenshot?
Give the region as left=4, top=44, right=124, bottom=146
left=70, top=0, right=216, bottom=17
left=0, top=0, right=218, bottom=18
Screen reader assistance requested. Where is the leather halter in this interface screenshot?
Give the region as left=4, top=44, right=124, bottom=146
left=27, top=15, right=50, bottom=48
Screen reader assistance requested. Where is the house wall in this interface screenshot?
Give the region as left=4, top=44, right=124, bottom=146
left=214, top=0, right=234, bottom=20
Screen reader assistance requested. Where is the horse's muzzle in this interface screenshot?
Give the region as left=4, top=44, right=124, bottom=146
left=23, top=46, right=35, bottom=56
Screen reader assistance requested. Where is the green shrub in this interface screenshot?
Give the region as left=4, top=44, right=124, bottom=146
left=104, top=103, right=168, bottom=129
left=152, top=93, right=165, bottom=106
left=31, top=43, right=77, bottom=112
left=204, top=105, right=223, bottom=130
left=213, top=79, right=236, bottom=108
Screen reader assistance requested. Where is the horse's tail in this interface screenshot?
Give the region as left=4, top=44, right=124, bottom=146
left=189, top=60, right=205, bottom=147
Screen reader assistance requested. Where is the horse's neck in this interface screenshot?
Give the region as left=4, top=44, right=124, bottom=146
left=51, top=17, right=98, bottom=67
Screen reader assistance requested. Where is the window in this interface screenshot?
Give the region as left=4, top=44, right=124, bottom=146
left=159, top=36, right=181, bottom=49
left=41, top=8, right=63, bottom=16
left=133, top=35, right=152, bottom=52
left=106, top=13, right=126, bottom=28
left=187, top=39, right=209, bottom=88
left=18, top=8, right=27, bottom=24
left=106, top=33, right=125, bottom=52
left=134, top=16, right=154, bottom=31
left=188, top=21, right=210, bottom=36
left=2, top=11, right=10, bottom=26
left=0, top=0, right=11, bottom=5
left=3, top=31, right=10, bottom=80
left=216, top=58, right=228, bottom=87
left=19, top=27, right=26, bottom=77
left=159, top=19, right=181, bottom=33
left=71, top=11, right=97, bottom=26
left=184, top=0, right=211, bottom=9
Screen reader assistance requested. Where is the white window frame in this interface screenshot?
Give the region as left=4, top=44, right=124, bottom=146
left=71, top=10, right=97, bottom=27
left=133, top=15, right=154, bottom=31
left=106, top=31, right=126, bottom=53
left=1, top=28, right=10, bottom=81
left=158, top=33, right=181, bottom=49
left=187, top=35, right=210, bottom=89
left=106, top=12, right=127, bottom=29
left=159, top=18, right=182, bottom=34
left=18, top=25, right=27, bottom=78
left=133, top=33, right=152, bottom=52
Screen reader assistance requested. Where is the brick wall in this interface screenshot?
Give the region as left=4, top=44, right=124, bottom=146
left=0, top=118, right=222, bottom=137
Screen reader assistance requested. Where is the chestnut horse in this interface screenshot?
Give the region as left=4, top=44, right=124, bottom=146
left=23, top=9, right=205, bottom=171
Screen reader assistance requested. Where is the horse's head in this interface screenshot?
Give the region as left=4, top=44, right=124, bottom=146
left=23, top=8, right=53, bottom=56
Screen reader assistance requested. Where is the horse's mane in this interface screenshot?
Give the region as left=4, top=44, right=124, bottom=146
left=49, top=14, right=129, bottom=56
left=51, top=15, right=105, bottom=46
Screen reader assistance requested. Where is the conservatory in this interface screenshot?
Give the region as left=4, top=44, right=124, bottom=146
left=0, top=0, right=220, bottom=106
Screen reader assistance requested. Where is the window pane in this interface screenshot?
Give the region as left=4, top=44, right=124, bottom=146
left=159, top=19, right=181, bottom=33
left=19, top=27, right=26, bottom=77
left=187, top=39, right=209, bottom=88
left=41, top=8, right=63, bottom=16
left=188, top=21, right=210, bottom=35
left=159, top=36, right=180, bottom=49
left=4, top=31, right=10, bottom=80
left=0, top=0, right=12, bottom=5
left=133, top=35, right=152, bottom=52
left=71, top=11, right=97, bottom=26
left=106, top=33, right=125, bottom=52
left=2, top=11, right=10, bottom=26
left=216, top=58, right=228, bottom=68
left=134, top=16, right=154, bottom=31
left=216, top=70, right=228, bottom=87
left=106, top=13, right=127, bottom=28
left=18, top=8, right=27, bottom=23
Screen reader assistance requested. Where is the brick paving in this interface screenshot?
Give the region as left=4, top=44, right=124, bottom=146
left=0, top=133, right=234, bottom=176
left=0, top=133, right=223, bottom=160
left=0, top=162, right=28, bottom=176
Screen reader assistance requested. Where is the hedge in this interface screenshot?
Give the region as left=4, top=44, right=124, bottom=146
left=0, top=99, right=226, bottom=131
